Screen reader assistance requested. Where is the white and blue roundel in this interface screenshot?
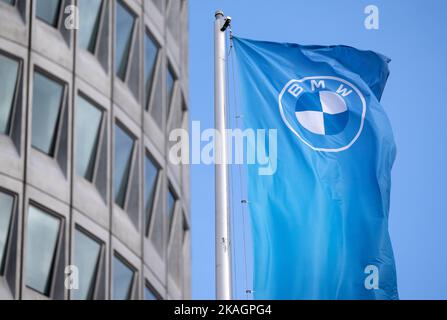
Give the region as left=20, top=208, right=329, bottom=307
left=279, top=76, right=366, bottom=152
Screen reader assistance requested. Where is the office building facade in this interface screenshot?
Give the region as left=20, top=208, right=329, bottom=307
left=0, top=0, right=190, bottom=300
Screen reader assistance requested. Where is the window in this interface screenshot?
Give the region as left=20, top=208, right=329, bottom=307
left=150, top=67, right=163, bottom=126
left=75, top=95, right=103, bottom=181
left=144, top=153, right=159, bottom=235
left=36, top=0, right=61, bottom=27
left=151, top=0, right=163, bottom=12
left=144, top=284, right=159, bottom=300
left=168, top=207, right=182, bottom=286
left=78, top=0, right=103, bottom=53
left=144, top=31, right=159, bottom=108
left=167, top=186, right=176, bottom=231
left=167, top=0, right=180, bottom=42
left=115, top=0, right=135, bottom=80
left=0, top=0, right=15, bottom=6
left=31, top=70, right=65, bottom=156
left=72, top=229, right=102, bottom=300
left=114, top=123, right=135, bottom=208
left=182, top=212, right=190, bottom=246
left=0, top=53, right=20, bottom=135
left=24, top=205, right=61, bottom=296
left=113, top=254, right=135, bottom=300
left=167, top=64, right=176, bottom=110
left=0, top=191, right=14, bottom=274
left=168, top=95, right=186, bottom=148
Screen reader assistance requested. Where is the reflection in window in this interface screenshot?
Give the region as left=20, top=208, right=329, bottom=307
left=75, top=95, right=103, bottom=181
left=0, top=53, right=19, bottom=135
left=0, top=191, right=14, bottom=274
left=114, top=124, right=135, bottom=208
left=73, top=229, right=102, bottom=300
left=115, top=0, right=135, bottom=80
left=144, top=32, right=158, bottom=108
left=144, top=153, right=159, bottom=234
left=31, top=71, right=64, bottom=156
left=167, top=65, right=175, bottom=110
left=36, top=0, right=61, bottom=27
left=78, top=0, right=103, bottom=53
left=113, top=255, right=134, bottom=300
left=144, top=285, right=158, bottom=300
left=25, top=206, right=61, bottom=296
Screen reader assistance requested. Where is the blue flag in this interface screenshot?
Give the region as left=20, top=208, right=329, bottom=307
left=233, top=37, right=398, bottom=300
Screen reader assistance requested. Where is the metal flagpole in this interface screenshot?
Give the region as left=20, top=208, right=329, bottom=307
left=214, top=10, right=233, bottom=300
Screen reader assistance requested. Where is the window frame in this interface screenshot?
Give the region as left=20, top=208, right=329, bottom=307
left=31, top=67, right=67, bottom=158
left=144, top=150, right=161, bottom=237
left=0, top=49, right=22, bottom=137
left=181, top=209, right=190, bottom=297
left=77, top=0, right=105, bottom=55
left=35, top=0, right=63, bottom=28
left=113, top=120, right=137, bottom=210
left=144, top=281, right=162, bottom=300
left=115, top=0, right=137, bottom=82
left=167, top=182, right=179, bottom=236
left=112, top=251, right=137, bottom=300
left=72, top=225, right=105, bottom=300
left=0, top=187, right=16, bottom=276
left=182, top=210, right=190, bottom=251
left=24, top=202, right=64, bottom=298
left=144, top=28, right=161, bottom=111
left=168, top=89, right=188, bottom=152
left=166, top=0, right=181, bottom=42
left=166, top=61, right=177, bottom=116
left=166, top=189, right=183, bottom=296
left=75, top=92, right=105, bottom=183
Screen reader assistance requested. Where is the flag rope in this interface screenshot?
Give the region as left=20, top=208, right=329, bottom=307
left=227, top=29, right=252, bottom=300
left=225, top=30, right=238, bottom=300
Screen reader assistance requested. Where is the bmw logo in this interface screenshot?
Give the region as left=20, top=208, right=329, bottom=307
left=279, top=76, right=367, bottom=152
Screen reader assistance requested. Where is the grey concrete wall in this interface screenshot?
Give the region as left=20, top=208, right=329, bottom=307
left=0, top=0, right=190, bottom=300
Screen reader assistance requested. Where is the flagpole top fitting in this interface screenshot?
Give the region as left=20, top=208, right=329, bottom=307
left=220, top=16, right=231, bottom=32
left=215, top=10, right=231, bottom=31
left=221, top=16, right=232, bottom=32
left=215, top=10, right=224, bottom=18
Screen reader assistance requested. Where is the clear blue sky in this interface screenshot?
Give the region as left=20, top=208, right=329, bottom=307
left=189, top=0, right=447, bottom=300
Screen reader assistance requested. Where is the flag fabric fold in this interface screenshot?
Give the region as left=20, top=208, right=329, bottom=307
left=233, top=36, right=398, bottom=300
